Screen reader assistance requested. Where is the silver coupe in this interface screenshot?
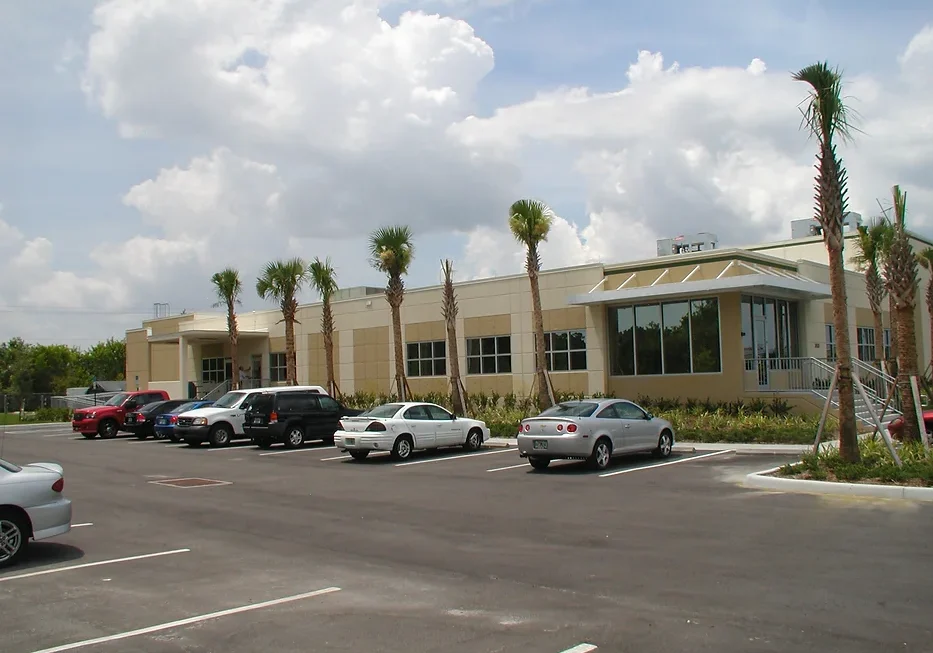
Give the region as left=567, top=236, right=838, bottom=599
left=0, top=457, right=72, bottom=568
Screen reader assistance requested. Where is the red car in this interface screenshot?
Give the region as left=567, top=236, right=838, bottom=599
left=886, top=410, right=933, bottom=439
left=71, top=390, right=169, bottom=439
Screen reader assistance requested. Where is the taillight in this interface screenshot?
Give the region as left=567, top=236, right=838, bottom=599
left=567, top=423, right=577, bottom=433
left=170, top=415, right=178, bottom=424
left=52, top=478, right=64, bottom=493
left=523, top=423, right=530, bottom=432
left=365, top=421, right=387, bottom=432
left=270, top=411, right=278, bottom=423
left=556, top=423, right=563, bottom=431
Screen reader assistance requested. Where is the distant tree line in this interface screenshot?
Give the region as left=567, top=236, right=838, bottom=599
left=0, top=337, right=126, bottom=397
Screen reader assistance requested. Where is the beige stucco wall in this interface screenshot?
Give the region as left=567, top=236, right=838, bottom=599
left=149, top=343, right=179, bottom=382
left=125, top=329, right=149, bottom=391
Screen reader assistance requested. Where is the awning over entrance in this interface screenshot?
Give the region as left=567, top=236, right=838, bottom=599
left=568, top=272, right=831, bottom=306
left=147, top=329, right=270, bottom=343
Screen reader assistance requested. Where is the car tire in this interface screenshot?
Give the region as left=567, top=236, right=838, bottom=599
left=349, top=450, right=370, bottom=461
left=391, top=434, right=414, bottom=461
left=209, top=425, right=231, bottom=447
left=98, top=419, right=118, bottom=439
left=462, top=428, right=483, bottom=452
left=654, top=430, right=674, bottom=458
left=587, top=437, right=612, bottom=471
left=528, top=456, right=550, bottom=471
left=254, top=438, right=273, bottom=450
left=0, top=509, right=30, bottom=568
left=169, top=432, right=181, bottom=443
left=81, top=432, right=96, bottom=440
left=284, top=426, right=305, bottom=449
left=185, top=439, right=201, bottom=447
left=153, top=430, right=168, bottom=440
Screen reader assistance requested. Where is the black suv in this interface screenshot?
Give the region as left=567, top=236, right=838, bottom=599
left=244, top=391, right=363, bottom=449
left=125, top=399, right=191, bottom=439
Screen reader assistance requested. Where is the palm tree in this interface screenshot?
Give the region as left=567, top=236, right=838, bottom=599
left=309, top=257, right=339, bottom=397
left=441, top=259, right=466, bottom=415
left=509, top=199, right=555, bottom=412
left=884, top=185, right=922, bottom=442
left=369, top=226, right=414, bottom=400
left=916, top=246, right=933, bottom=377
left=256, top=258, right=309, bottom=386
left=876, top=219, right=899, bottom=375
left=852, top=220, right=888, bottom=372
left=211, top=268, right=243, bottom=389
left=793, top=62, right=859, bottom=462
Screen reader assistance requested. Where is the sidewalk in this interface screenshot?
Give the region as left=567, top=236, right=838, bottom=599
left=484, top=436, right=814, bottom=455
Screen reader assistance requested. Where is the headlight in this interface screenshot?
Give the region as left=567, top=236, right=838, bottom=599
left=88, top=412, right=97, bottom=419
left=193, top=417, right=208, bottom=426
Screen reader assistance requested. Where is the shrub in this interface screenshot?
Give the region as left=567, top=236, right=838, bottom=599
left=778, top=439, right=933, bottom=486
left=26, top=407, right=72, bottom=423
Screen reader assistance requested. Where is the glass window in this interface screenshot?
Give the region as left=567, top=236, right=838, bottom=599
left=269, top=353, right=287, bottom=383
left=404, top=405, right=431, bottom=420
left=362, top=403, right=403, bottom=418
left=661, top=301, right=691, bottom=374
left=635, top=304, right=662, bottom=375
left=201, top=357, right=232, bottom=384
left=883, top=328, right=891, bottom=360
left=406, top=340, right=446, bottom=377
left=615, top=401, right=647, bottom=420
left=825, top=324, right=836, bottom=361
left=276, top=393, right=319, bottom=412
left=609, top=307, right=635, bottom=376
left=425, top=404, right=453, bottom=420
left=466, top=335, right=512, bottom=375
left=538, top=402, right=598, bottom=418
left=318, top=396, right=341, bottom=412
left=857, top=327, right=876, bottom=362
left=690, top=298, right=721, bottom=373
left=544, top=330, right=587, bottom=371
left=596, top=404, right=620, bottom=419
left=741, top=297, right=753, bottom=361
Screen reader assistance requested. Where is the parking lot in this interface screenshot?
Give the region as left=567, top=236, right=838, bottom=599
left=1, top=422, right=932, bottom=653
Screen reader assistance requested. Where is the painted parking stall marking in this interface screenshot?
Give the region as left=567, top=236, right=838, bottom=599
left=0, top=548, right=190, bottom=583
left=29, top=586, right=342, bottom=653
left=599, top=449, right=734, bottom=477
left=486, top=462, right=529, bottom=473
left=395, top=448, right=512, bottom=467
left=259, top=446, right=337, bottom=457
left=560, top=644, right=598, bottom=653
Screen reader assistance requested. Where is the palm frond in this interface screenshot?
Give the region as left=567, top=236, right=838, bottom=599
left=256, top=257, right=309, bottom=305
left=916, top=246, right=933, bottom=271
left=309, top=257, right=339, bottom=301
left=210, top=268, right=242, bottom=308
left=508, top=199, right=554, bottom=247
left=369, top=225, right=415, bottom=276
left=792, top=61, right=858, bottom=144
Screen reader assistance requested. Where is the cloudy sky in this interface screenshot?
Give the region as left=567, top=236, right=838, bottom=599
left=1, top=0, right=931, bottom=346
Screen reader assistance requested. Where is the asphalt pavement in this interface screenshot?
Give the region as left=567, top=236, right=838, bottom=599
left=1, top=423, right=931, bottom=653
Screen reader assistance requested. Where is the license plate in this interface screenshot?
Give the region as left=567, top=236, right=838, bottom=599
left=533, top=440, right=548, bottom=450
left=250, top=417, right=264, bottom=425
left=156, top=418, right=167, bottom=425
left=126, top=416, right=135, bottom=423
left=345, top=437, right=355, bottom=445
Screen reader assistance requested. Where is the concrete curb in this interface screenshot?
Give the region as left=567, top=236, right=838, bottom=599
left=744, top=467, right=933, bottom=502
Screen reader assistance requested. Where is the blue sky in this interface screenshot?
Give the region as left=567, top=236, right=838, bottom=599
left=0, top=0, right=931, bottom=344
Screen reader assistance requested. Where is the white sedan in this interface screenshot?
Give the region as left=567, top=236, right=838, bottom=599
left=334, top=402, right=490, bottom=461
left=1, top=458, right=72, bottom=568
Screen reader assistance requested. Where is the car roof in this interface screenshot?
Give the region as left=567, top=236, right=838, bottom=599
left=234, top=385, right=327, bottom=394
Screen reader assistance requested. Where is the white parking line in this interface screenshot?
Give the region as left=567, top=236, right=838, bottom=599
left=598, top=449, right=734, bottom=478
left=29, top=586, right=342, bottom=653
left=486, top=462, right=528, bottom=473
left=0, top=548, right=190, bottom=583
left=259, top=446, right=337, bottom=456
left=71, top=522, right=93, bottom=528
left=44, top=432, right=82, bottom=437
left=395, top=448, right=512, bottom=467
left=560, top=644, right=598, bottom=653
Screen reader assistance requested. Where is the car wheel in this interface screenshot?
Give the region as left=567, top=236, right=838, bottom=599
left=654, top=430, right=673, bottom=458
left=254, top=438, right=273, bottom=450
left=209, top=425, right=231, bottom=447
left=349, top=450, right=370, bottom=461
left=284, top=426, right=305, bottom=449
left=98, top=419, right=118, bottom=439
left=0, top=510, right=29, bottom=568
left=153, top=430, right=168, bottom=440
left=391, top=435, right=414, bottom=461
left=587, top=438, right=612, bottom=471
left=462, top=428, right=483, bottom=452
left=528, top=456, right=550, bottom=471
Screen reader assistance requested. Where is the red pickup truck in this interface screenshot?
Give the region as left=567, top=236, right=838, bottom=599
left=72, top=390, right=170, bottom=439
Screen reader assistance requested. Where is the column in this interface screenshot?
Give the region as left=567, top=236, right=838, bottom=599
left=179, top=336, right=188, bottom=399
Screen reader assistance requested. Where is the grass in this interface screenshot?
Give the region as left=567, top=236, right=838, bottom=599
left=776, top=438, right=933, bottom=487
left=0, top=412, right=23, bottom=425
left=339, top=391, right=828, bottom=444
left=0, top=407, right=72, bottom=425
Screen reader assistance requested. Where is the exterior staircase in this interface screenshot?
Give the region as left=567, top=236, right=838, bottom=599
left=809, top=358, right=902, bottom=430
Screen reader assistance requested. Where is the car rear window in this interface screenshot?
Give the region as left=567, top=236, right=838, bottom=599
left=538, top=402, right=598, bottom=418
left=0, top=458, right=22, bottom=473
left=276, top=393, right=319, bottom=412
left=362, top=403, right=403, bottom=418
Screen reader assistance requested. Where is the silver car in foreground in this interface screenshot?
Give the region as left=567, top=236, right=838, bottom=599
left=517, top=399, right=675, bottom=471
left=0, top=458, right=72, bottom=568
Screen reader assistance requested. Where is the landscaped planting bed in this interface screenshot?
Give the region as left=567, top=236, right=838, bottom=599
left=776, top=438, right=933, bottom=487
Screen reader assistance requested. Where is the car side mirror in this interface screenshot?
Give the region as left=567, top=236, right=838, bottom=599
left=645, top=413, right=653, bottom=420
left=451, top=414, right=457, bottom=420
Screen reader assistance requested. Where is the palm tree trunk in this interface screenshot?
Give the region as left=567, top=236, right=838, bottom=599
left=872, top=309, right=884, bottom=373
left=229, top=305, right=239, bottom=391
left=527, top=248, right=551, bottom=412
left=895, top=303, right=921, bottom=442
left=284, top=313, right=297, bottom=386
left=827, top=238, right=860, bottom=462
left=387, top=274, right=406, bottom=400
left=322, top=299, right=336, bottom=396
left=888, top=294, right=899, bottom=377
left=926, top=280, right=933, bottom=378
left=446, top=320, right=465, bottom=415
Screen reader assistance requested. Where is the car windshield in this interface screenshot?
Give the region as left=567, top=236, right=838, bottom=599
left=0, top=458, right=22, bottom=473
left=538, top=402, right=599, bottom=418
left=104, top=393, right=130, bottom=406
left=212, top=392, right=246, bottom=409
left=361, top=403, right=403, bottom=418
left=171, top=402, right=201, bottom=414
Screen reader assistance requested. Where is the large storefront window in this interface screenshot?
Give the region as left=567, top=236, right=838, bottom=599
left=740, top=296, right=800, bottom=368
left=609, top=297, right=721, bottom=376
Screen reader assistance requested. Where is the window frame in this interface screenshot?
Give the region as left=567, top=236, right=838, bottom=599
left=825, top=324, right=836, bottom=362
left=543, top=329, right=588, bottom=372
left=406, top=340, right=446, bottom=377
left=466, top=335, right=512, bottom=375
left=201, top=356, right=232, bottom=384
left=856, top=326, right=876, bottom=363
left=269, top=352, right=287, bottom=383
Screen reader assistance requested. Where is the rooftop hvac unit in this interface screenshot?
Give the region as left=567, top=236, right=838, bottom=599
left=656, top=232, right=718, bottom=257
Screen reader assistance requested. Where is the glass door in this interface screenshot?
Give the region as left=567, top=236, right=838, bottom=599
left=754, top=313, right=769, bottom=389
